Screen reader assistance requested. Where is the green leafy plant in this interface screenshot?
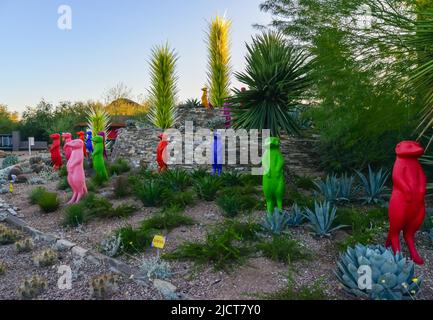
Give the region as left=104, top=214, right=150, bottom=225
left=184, top=98, right=201, bottom=108
left=303, top=201, right=344, bottom=237
left=356, top=166, right=389, bottom=204
left=113, top=175, right=130, bottom=198
left=164, top=223, right=251, bottom=270
left=37, top=191, right=60, bottom=213
left=116, top=225, right=158, bottom=253
left=147, top=43, right=178, bottom=129
left=262, top=208, right=290, bottom=235
left=220, top=171, right=244, bottom=187
left=63, top=204, right=86, bottom=227
left=216, top=194, right=257, bottom=217
left=294, top=175, right=316, bottom=191
left=141, top=206, right=195, bottom=231
left=109, top=158, right=130, bottom=175
left=336, top=244, right=422, bottom=300
left=160, top=169, right=191, bottom=192
left=57, top=176, right=70, bottom=190
left=193, top=176, right=222, bottom=201
left=164, top=190, right=195, bottom=209
left=230, top=32, right=311, bottom=137
left=134, top=180, right=165, bottom=207
left=2, top=155, right=19, bottom=169
left=29, top=186, right=47, bottom=205
left=86, top=103, right=110, bottom=138
left=206, top=15, right=231, bottom=108
left=257, top=235, right=310, bottom=263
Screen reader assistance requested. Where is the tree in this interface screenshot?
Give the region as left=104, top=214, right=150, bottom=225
left=0, top=104, right=18, bottom=133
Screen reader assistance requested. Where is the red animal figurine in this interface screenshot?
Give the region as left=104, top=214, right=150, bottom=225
left=62, top=132, right=72, bottom=161
left=386, top=141, right=426, bottom=265
left=76, top=131, right=87, bottom=157
left=156, top=133, right=168, bottom=173
left=49, top=133, right=63, bottom=171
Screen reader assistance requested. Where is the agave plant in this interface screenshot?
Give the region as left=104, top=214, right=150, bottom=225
left=356, top=166, right=389, bottom=204
left=86, top=104, right=110, bottom=138
left=206, top=15, right=231, bottom=108
left=184, top=98, right=201, bottom=108
left=230, top=32, right=311, bottom=137
left=286, top=204, right=305, bottom=227
left=261, top=208, right=290, bottom=235
left=314, top=174, right=340, bottom=203
left=303, top=201, right=343, bottom=237
left=147, top=43, right=178, bottom=129
left=335, top=244, right=422, bottom=300
left=337, top=173, right=357, bottom=202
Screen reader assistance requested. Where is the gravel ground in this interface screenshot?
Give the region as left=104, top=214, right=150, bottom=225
left=2, top=155, right=433, bottom=300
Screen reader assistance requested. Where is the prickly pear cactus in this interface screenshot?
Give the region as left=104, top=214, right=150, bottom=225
left=335, top=244, right=422, bottom=300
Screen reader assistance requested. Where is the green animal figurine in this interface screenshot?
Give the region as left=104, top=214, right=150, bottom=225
left=92, top=135, right=108, bottom=183
left=262, top=137, right=285, bottom=214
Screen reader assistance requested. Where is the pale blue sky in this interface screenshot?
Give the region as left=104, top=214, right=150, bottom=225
left=0, top=0, right=271, bottom=114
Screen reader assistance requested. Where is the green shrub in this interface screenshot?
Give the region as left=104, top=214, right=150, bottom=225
left=57, top=176, right=70, bottom=190
left=285, top=187, right=315, bottom=209
left=109, top=158, right=130, bottom=176
left=217, top=194, right=258, bottom=217
left=224, top=219, right=261, bottom=242
left=294, top=175, right=316, bottom=191
left=164, top=190, right=195, bottom=209
left=91, top=173, right=108, bottom=187
left=134, top=180, right=165, bottom=207
left=257, top=235, right=310, bottom=263
left=29, top=187, right=47, bottom=205
left=2, top=155, right=19, bottom=169
left=63, top=204, right=86, bottom=227
left=240, top=174, right=261, bottom=187
left=164, top=223, right=252, bottom=270
left=38, top=192, right=60, bottom=213
left=141, top=206, right=195, bottom=232
left=113, top=176, right=130, bottom=198
left=81, top=193, right=112, bottom=217
left=190, top=168, right=210, bottom=181
left=86, top=179, right=97, bottom=193
left=160, top=169, right=191, bottom=192
left=58, top=165, right=67, bottom=178
left=116, top=225, right=158, bottom=253
left=108, top=204, right=137, bottom=219
left=220, top=171, right=244, bottom=187
left=194, top=176, right=222, bottom=201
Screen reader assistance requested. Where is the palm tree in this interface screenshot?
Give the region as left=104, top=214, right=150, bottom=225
left=230, top=32, right=312, bottom=137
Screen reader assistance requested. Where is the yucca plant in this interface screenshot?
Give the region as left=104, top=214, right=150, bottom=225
left=230, top=32, right=311, bottom=137
left=303, top=201, right=344, bottom=237
left=147, top=43, right=178, bottom=129
left=86, top=104, right=110, bottom=138
left=206, top=15, right=231, bottom=108
left=356, top=166, right=389, bottom=204
left=335, top=244, right=422, bottom=300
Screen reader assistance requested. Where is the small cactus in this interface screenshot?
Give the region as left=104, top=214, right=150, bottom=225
left=33, top=249, right=58, bottom=267
left=89, top=273, right=119, bottom=299
left=0, top=261, right=6, bottom=275
left=0, top=225, right=22, bottom=245
left=15, top=238, right=35, bottom=253
left=18, top=275, right=48, bottom=300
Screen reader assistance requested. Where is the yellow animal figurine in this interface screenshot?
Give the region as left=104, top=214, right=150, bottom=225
left=201, top=87, right=209, bottom=109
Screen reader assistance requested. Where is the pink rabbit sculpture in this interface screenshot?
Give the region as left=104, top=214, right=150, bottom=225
left=62, top=132, right=73, bottom=161
left=66, top=139, right=87, bottom=204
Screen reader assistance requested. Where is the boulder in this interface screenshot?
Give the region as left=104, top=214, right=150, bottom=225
left=31, top=163, right=45, bottom=173
left=8, top=167, right=23, bottom=180
left=15, top=174, right=28, bottom=183
left=29, top=156, right=43, bottom=165
left=0, top=150, right=7, bottom=158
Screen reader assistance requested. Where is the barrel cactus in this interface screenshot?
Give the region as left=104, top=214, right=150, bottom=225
left=335, top=244, right=422, bottom=300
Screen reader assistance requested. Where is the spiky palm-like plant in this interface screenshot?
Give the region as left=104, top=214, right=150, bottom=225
left=230, top=32, right=311, bottom=137
left=206, top=15, right=231, bottom=108
left=147, top=44, right=178, bottom=129
left=86, top=104, right=111, bottom=137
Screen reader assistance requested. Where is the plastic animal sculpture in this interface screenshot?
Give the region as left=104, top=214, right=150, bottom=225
left=201, top=87, right=209, bottom=109
left=262, top=137, right=285, bottom=214
left=222, top=102, right=231, bottom=129
left=76, top=131, right=87, bottom=157
left=85, top=131, right=93, bottom=155
left=156, top=133, right=168, bottom=173
left=62, top=132, right=72, bottom=161
left=211, top=131, right=223, bottom=176
left=49, top=133, right=62, bottom=171
left=98, top=131, right=108, bottom=159
left=386, top=141, right=427, bottom=265
left=66, top=139, right=87, bottom=204
left=92, top=135, right=109, bottom=183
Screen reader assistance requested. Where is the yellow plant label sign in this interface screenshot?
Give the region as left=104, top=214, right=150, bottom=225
left=152, top=235, right=166, bottom=249
left=9, top=182, right=13, bottom=193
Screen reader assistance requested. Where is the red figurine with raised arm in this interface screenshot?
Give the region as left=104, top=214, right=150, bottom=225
left=386, top=141, right=427, bottom=265
left=49, top=133, right=63, bottom=171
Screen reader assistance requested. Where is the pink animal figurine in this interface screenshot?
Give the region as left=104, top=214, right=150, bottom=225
left=66, top=139, right=87, bottom=204
left=62, top=132, right=73, bottom=161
